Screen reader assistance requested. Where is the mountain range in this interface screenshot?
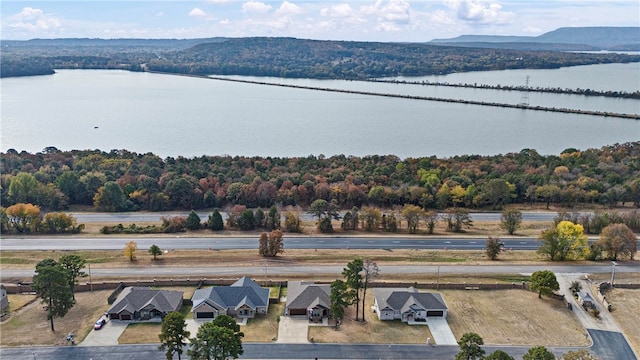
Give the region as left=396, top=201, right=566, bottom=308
left=430, top=27, right=640, bottom=51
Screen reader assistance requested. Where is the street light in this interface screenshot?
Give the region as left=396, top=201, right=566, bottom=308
left=610, top=261, right=617, bottom=286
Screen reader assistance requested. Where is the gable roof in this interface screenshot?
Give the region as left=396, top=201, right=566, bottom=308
left=374, top=287, right=447, bottom=312
left=192, top=277, right=269, bottom=311
left=285, top=281, right=330, bottom=310
left=108, top=287, right=183, bottom=315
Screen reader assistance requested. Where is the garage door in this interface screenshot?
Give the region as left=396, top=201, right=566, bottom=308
left=120, top=314, right=132, bottom=320
left=197, top=312, right=215, bottom=319
left=427, top=311, right=444, bottom=317
left=289, top=308, right=306, bottom=316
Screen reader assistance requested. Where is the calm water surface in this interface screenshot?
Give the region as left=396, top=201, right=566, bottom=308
left=1, top=67, right=639, bottom=158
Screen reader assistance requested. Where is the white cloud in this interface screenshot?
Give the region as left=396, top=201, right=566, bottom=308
left=220, top=19, right=231, bottom=25
left=276, top=1, right=304, bottom=17
left=206, top=0, right=232, bottom=3
left=188, top=8, right=207, bottom=17
left=155, top=12, right=164, bottom=17
left=444, top=0, right=513, bottom=24
left=8, top=7, right=62, bottom=32
left=242, top=1, right=272, bottom=15
left=321, top=4, right=354, bottom=18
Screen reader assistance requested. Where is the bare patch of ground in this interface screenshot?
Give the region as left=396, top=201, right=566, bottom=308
left=0, top=290, right=111, bottom=346
left=441, top=289, right=589, bottom=346
left=309, top=291, right=434, bottom=344
left=603, top=288, right=640, bottom=354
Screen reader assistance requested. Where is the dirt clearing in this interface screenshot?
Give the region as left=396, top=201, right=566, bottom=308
left=441, top=289, right=588, bottom=346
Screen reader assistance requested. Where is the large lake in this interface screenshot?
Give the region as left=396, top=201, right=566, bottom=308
left=1, top=64, right=639, bottom=158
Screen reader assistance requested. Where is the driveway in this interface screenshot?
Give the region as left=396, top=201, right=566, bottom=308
left=556, top=274, right=622, bottom=332
left=425, top=317, right=458, bottom=345
left=79, top=320, right=128, bottom=346
left=276, top=317, right=309, bottom=343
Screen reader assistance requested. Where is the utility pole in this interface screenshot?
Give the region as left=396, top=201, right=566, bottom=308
left=88, top=263, right=92, bottom=292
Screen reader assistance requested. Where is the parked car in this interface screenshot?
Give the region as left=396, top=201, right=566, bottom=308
left=94, top=318, right=106, bottom=330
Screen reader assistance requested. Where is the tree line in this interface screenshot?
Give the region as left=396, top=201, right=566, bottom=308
left=2, top=37, right=639, bottom=79
left=372, top=78, right=640, bottom=100
left=1, top=142, right=639, bottom=219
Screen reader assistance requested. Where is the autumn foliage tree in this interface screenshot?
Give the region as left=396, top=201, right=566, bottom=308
left=258, top=229, right=284, bottom=257
left=598, top=223, right=637, bottom=260
left=538, top=221, right=589, bottom=261
left=124, top=240, right=138, bottom=261
left=5, top=203, right=41, bottom=233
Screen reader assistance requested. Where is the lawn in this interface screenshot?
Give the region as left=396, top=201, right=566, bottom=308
left=242, top=303, right=283, bottom=342
left=0, top=290, right=111, bottom=346
left=440, top=289, right=589, bottom=346
left=604, top=288, right=640, bottom=354
left=309, top=291, right=434, bottom=344
left=119, top=322, right=161, bottom=344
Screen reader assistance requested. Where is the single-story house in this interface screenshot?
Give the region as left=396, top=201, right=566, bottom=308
left=107, top=287, right=183, bottom=321
left=577, top=291, right=595, bottom=309
left=0, top=284, right=8, bottom=312
left=285, top=281, right=331, bottom=322
left=191, top=276, right=270, bottom=320
left=373, top=287, right=448, bottom=322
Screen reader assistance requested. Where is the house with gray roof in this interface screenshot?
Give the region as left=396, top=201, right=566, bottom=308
left=191, top=276, right=269, bottom=320
left=107, top=287, right=183, bottom=321
left=284, top=281, right=331, bottom=322
left=373, top=287, right=447, bottom=322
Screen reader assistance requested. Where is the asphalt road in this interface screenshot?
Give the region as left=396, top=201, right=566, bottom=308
left=1, top=337, right=634, bottom=360
left=2, top=264, right=636, bottom=281
left=0, top=236, right=545, bottom=251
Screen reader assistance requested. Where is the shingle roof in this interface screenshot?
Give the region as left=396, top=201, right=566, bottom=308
left=192, top=277, right=269, bottom=311
left=285, top=281, right=331, bottom=310
left=108, top=287, right=183, bottom=315
left=374, top=287, right=447, bottom=312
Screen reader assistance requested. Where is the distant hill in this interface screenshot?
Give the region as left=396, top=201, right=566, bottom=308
left=431, top=27, right=640, bottom=50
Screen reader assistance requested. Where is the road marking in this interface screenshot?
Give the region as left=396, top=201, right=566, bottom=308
left=318, top=240, right=325, bottom=243
left=469, top=241, right=477, bottom=244
left=368, top=241, right=374, bottom=243
left=445, top=241, right=451, bottom=244
left=393, top=241, right=400, bottom=244
left=520, top=242, right=527, bottom=244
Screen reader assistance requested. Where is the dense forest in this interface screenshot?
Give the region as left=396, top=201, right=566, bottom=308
left=2, top=143, right=639, bottom=215
left=2, top=37, right=639, bottom=79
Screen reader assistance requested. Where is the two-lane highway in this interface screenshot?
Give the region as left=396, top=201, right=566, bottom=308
left=0, top=236, right=542, bottom=251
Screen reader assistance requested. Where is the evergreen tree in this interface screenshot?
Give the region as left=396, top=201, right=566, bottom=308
left=58, top=254, right=86, bottom=300
left=208, top=209, right=224, bottom=231
left=32, top=259, right=75, bottom=331
left=159, top=312, right=190, bottom=360
left=455, top=332, right=485, bottom=360
left=523, top=346, right=556, bottom=360
left=186, top=210, right=202, bottom=230
left=149, top=244, right=162, bottom=260
left=188, top=315, right=243, bottom=360
left=342, top=258, right=363, bottom=321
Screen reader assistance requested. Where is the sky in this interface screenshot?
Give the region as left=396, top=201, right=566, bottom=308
left=1, top=1, right=639, bottom=42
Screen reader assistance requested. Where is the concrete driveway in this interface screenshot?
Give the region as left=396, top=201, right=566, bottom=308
left=276, top=317, right=309, bottom=343
left=79, top=320, right=128, bottom=346
left=425, top=317, right=458, bottom=345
